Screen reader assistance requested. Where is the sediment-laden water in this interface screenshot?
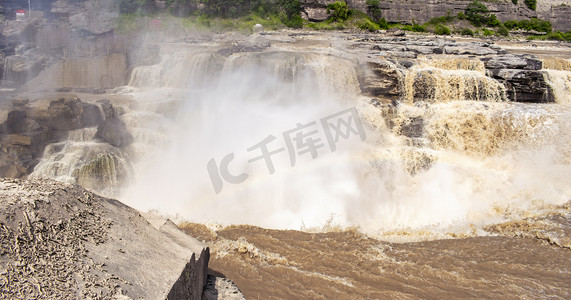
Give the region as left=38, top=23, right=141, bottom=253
left=27, top=32, right=571, bottom=298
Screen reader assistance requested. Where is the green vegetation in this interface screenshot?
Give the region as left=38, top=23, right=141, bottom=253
left=277, top=0, right=303, bottom=28
left=433, top=24, right=451, bottom=35
left=524, top=0, right=536, bottom=11
left=115, top=0, right=562, bottom=38
left=378, top=17, right=389, bottom=30
left=357, top=19, right=380, bottom=32
left=327, top=1, right=350, bottom=22
left=366, top=0, right=383, bottom=23
left=497, top=23, right=509, bottom=36
left=528, top=30, right=571, bottom=41
left=465, top=1, right=500, bottom=27
left=504, top=18, right=552, bottom=33
left=482, top=28, right=495, bottom=36
left=456, top=28, right=475, bottom=36
left=426, top=13, right=454, bottom=26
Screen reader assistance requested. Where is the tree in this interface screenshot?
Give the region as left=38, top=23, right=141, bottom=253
left=327, top=1, right=349, bottom=22
left=524, top=0, right=536, bottom=11
left=465, top=1, right=490, bottom=27
left=366, top=0, right=383, bottom=23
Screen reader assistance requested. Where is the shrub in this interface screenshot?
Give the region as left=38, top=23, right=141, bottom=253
left=412, top=20, right=426, bottom=32
left=528, top=30, right=571, bottom=41
left=366, top=0, right=383, bottom=23
left=458, top=28, right=475, bottom=36
left=487, top=14, right=501, bottom=27
left=483, top=28, right=494, bottom=36
left=427, top=12, right=455, bottom=25
left=378, top=17, right=389, bottom=29
left=327, top=1, right=350, bottom=22
left=518, top=18, right=552, bottom=32
left=434, top=24, right=451, bottom=35
left=278, top=0, right=303, bottom=28
left=512, top=0, right=518, bottom=4
left=524, top=0, right=536, bottom=11
left=497, top=24, right=509, bottom=36
left=465, top=1, right=491, bottom=27
left=503, top=20, right=518, bottom=30
left=358, top=19, right=380, bottom=32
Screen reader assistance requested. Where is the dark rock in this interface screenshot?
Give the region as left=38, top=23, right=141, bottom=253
left=95, top=118, right=133, bottom=147
left=398, top=60, right=414, bottom=69
left=488, top=69, right=555, bottom=103
left=400, top=116, right=424, bottom=138
left=359, top=61, right=402, bottom=98
left=412, top=72, right=436, bottom=102
left=167, top=248, right=210, bottom=300
left=387, top=28, right=406, bottom=36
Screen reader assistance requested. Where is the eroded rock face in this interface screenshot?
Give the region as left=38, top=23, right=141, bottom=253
left=359, top=60, right=402, bottom=99
left=0, top=178, right=209, bottom=299
left=483, top=55, right=554, bottom=103
left=488, top=69, right=555, bottom=103
left=0, top=94, right=132, bottom=180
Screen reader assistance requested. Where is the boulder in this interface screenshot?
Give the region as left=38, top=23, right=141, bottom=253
left=482, top=55, right=542, bottom=70
left=488, top=69, right=555, bottom=103
left=443, top=45, right=498, bottom=56
left=359, top=61, right=402, bottom=98
left=28, top=97, right=104, bottom=131
left=0, top=178, right=210, bottom=299
left=95, top=117, right=133, bottom=147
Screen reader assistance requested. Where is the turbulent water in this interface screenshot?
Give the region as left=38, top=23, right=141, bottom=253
left=24, top=31, right=571, bottom=298
left=90, top=36, right=569, bottom=243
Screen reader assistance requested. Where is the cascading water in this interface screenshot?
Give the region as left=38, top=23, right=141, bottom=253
left=402, top=57, right=506, bottom=103
left=542, top=58, right=571, bottom=106
left=113, top=39, right=571, bottom=240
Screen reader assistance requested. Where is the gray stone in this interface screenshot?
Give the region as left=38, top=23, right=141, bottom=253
left=0, top=178, right=210, bottom=300
left=359, top=61, right=402, bottom=98
left=482, top=55, right=542, bottom=70
left=95, top=117, right=133, bottom=148
left=488, top=69, right=555, bottom=103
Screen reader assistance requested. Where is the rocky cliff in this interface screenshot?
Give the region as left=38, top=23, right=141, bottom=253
left=301, top=0, right=571, bottom=31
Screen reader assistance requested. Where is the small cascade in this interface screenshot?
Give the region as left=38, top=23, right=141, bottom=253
left=417, top=58, right=486, bottom=72
left=129, top=51, right=226, bottom=89
left=425, top=102, right=564, bottom=155
left=541, top=57, right=571, bottom=71
left=542, top=58, right=571, bottom=106
left=30, top=141, right=132, bottom=197
left=223, top=51, right=361, bottom=101
left=67, top=128, right=98, bottom=142
left=402, top=58, right=506, bottom=103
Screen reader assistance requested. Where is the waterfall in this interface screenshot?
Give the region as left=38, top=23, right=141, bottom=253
left=542, top=58, right=571, bottom=106
left=30, top=141, right=132, bottom=197
left=26, top=37, right=571, bottom=239
left=402, top=58, right=506, bottom=103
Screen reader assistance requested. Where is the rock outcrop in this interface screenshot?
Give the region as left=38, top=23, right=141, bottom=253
left=300, top=0, right=571, bottom=31
left=0, top=94, right=133, bottom=181
left=0, top=178, right=209, bottom=299
left=483, top=54, right=554, bottom=102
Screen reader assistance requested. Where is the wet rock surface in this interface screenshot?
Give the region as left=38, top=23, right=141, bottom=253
left=0, top=94, right=134, bottom=183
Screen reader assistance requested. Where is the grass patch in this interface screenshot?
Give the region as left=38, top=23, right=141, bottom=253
left=528, top=30, right=571, bottom=41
